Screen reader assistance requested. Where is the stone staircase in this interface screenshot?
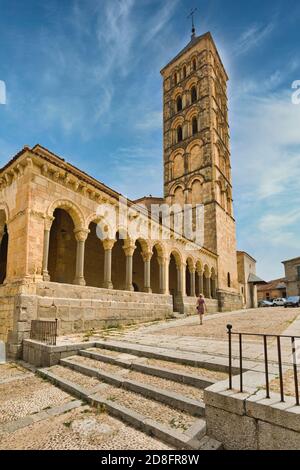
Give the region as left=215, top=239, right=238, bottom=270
left=37, top=341, right=224, bottom=450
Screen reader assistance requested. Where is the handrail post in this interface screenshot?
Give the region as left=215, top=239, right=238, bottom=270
left=291, top=337, right=300, bottom=406
left=263, top=336, right=270, bottom=399
left=239, top=333, right=243, bottom=392
left=54, top=318, right=58, bottom=346
left=227, top=324, right=233, bottom=390
left=277, top=336, right=284, bottom=402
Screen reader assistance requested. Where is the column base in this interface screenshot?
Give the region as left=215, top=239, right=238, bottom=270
left=102, top=281, right=113, bottom=289
left=73, top=277, right=86, bottom=286
left=143, top=287, right=152, bottom=294
left=125, top=285, right=134, bottom=292
left=159, top=289, right=168, bottom=295
left=42, top=272, right=50, bottom=282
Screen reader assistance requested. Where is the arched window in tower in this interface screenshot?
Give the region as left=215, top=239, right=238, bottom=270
left=183, top=66, right=187, bottom=79
left=191, top=86, right=197, bottom=104
left=192, top=117, right=198, bottom=135
left=174, top=73, right=178, bottom=85
left=227, top=272, right=231, bottom=288
left=176, top=96, right=182, bottom=112
left=192, top=58, right=197, bottom=71
left=177, top=125, right=183, bottom=143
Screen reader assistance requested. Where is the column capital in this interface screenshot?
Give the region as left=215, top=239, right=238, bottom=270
left=157, top=256, right=168, bottom=266
left=44, top=216, right=54, bottom=231
left=74, top=228, right=90, bottom=242
left=142, top=251, right=152, bottom=262
left=123, top=241, right=135, bottom=257
left=103, top=238, right=115, bottom=251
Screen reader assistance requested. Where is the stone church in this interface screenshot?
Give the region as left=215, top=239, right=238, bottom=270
left=0, top=30, right=243, bottom=358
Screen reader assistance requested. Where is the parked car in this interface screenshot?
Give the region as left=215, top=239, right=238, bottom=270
left=258, top=300, right=273, bottom=308
left=272, top=298, right=287, bottom=307
left=284, top=296, right=300, bottom=308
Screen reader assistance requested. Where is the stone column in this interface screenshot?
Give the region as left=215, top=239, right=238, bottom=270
left=42, top=217, right=54, bottom=281
left=207, top=275, right=212, bottom=299
left=211, top=278, right=216, bottom=299
left=123, top=242, right=135, bottom=291
left=73, top=229, right=89, bottom=286
left=190, top=269, right=196, bottom=297
left=142, top=251, right=152, bottom=293
left=198, top=270, right=204, bottom=295
left=158, top=257, right=168, bottom=295
left=176, top=262, right=185, bottom=296
left=102, top=239, right=115, bottom=289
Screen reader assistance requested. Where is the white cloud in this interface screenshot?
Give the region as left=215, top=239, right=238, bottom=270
left=232, top=78, right=300, bottom=279
left=135, top=111, right=162, bottom=131
left=234, top=21, right=276, bottom=57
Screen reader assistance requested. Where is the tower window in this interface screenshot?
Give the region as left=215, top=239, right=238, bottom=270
left=174, top=73, right=178, bottom=85
left=183, top=66, right=187, bottom=79
left=227, top=272, right=231, bottom=288
left=191, top=86, right=197, bottom=103
left=192, top=117, right=198, bottom=135
left=177, top=126, right=183, bottom=143
left=192, top=58, right=197, bottom=71
left=176, top=96, right=182, bottom=112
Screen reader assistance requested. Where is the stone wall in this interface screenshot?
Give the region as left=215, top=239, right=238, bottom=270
left=183, top=296, right=218, bottom=315
left=217, top=289, right=242, bottom=312
left=0, top=284, right=15, bottom=345
left=6, top=281, right=174, bottom=358
left=204, top=379, right=300, bottom=450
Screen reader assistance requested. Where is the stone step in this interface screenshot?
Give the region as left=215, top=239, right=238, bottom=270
left=80, top=348, right=216, bottom=388
left=60, top=357, right=205, bottom=417
left=94, top=339, right=231, bottom=373
left=170, top=312, right=187, bottom=319
left=37, top=366, right=210, bottom=450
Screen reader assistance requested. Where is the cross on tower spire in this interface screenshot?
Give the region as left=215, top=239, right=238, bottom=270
left=187, top=8, right=198, bottom=40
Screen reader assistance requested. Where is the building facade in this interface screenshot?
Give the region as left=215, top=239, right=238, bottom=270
left=236, top=251, right=265, bottom=308
left=282, top=257, right=300, bottom=297
left=0, top=31, right=242, bottom=358
left=257, top=278, right=287, bottom=302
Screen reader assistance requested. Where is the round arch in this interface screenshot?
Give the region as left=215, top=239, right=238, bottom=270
left=47, top=199, right=85, bottom=230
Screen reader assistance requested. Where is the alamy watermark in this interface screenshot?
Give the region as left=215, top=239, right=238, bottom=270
left=291, top=80, right=300, bottom=104
left=0, top=80, right=6, bottom=105
left=94, top=196, right=205, bottom=249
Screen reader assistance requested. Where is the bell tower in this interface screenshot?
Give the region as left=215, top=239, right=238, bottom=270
left=160, top=29, right=241, bottom=305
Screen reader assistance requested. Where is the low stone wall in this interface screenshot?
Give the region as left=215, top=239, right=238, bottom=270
left=218, top=289, right=243, bottom=312
left=7, top=281, right=174, bottom=358
left=183, top=297, right=218, bottom=315
left=0, top=285, right=15, bottom=344
left=204, top=377, right=300, bottom=450
left=23, top=339, right=96, bottom=367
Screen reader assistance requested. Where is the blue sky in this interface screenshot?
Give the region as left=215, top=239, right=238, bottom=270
left=0, top=0, right=299, bottom=280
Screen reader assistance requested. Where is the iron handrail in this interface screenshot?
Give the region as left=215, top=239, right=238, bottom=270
left=30, top=319, right=58, bottom=346
left=227, top=324, right=300, bottom=406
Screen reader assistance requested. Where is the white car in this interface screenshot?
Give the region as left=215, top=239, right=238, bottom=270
left=272, top=298, right=287, bottom=307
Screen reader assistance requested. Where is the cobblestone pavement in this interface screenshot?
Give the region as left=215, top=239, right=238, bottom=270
left=102, top=308, right=300, bottom=364
left=0, top=404, right=173, bottom=450
left=0, top=373, right=71, bottom=425
left=0, top=365, right=174, bottom=450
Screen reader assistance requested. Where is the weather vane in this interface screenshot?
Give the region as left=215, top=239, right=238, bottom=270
left=187, top=7, right=198, bottom=39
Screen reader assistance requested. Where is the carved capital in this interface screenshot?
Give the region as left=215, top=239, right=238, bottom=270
left=74, top=228, right=89, bottom=242
left=44, top=216, right=55, bottom=231
left=123, top=241, right=135, bottom=257
left=103, top=238, right=115, bottom=251
left=142, top=251, right=152, bottom=262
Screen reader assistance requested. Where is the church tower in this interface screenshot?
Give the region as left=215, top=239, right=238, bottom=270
left=161, top=29, right=241, bottom=307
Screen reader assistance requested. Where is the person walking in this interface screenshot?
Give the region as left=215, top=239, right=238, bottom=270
left=196, top=294, right=207, bottom=325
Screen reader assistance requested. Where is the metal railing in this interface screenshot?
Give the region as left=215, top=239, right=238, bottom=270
left=30, top=319, right=58, bottom=346
left=227, top=324, right=300, bottom=406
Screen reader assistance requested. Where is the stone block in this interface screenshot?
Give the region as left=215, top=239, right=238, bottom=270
left=205, top=404, right=257, bottom=450
left=258, top=420, right=300, bottom=450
